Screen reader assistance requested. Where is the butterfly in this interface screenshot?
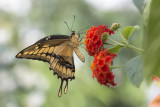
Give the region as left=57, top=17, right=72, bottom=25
left=16, top=30, right=85, bottom=97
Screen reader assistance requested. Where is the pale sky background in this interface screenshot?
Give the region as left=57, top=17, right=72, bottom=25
left=85, top=0, right=137, bottom=11
left=0, top=0, right=137, bottom=16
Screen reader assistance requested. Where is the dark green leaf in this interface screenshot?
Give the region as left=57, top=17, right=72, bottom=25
left=108, top=45, right=123, bottom=53
left=125, top=56, right=143, bottom=87
left=144, top=0, right=160, bottom=81
left=122, top=26, right=135, bottom=40
left=132, top=0, right=145, bottom=13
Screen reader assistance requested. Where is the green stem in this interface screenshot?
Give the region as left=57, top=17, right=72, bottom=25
left=127, top=44, right=144, bottom=52
left=103, top=42, right=117, bottom=46
left=108, top=37, right=124, bottom=46
left=105, top=33, right=144, bottom=53
left=111, top=44, right=117, bottom=46
left=111, top=65, right=124, bottom=69
left=117, top=29, right=144, bottom=52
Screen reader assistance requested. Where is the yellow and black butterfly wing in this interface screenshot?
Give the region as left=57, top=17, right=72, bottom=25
left=16, top=35, right=70, bottom=62
left=49, top=41, right=75, bottom=97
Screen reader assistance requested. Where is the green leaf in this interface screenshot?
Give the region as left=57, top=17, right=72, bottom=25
left=132, top=0, right=145, bottom=13
left=144, top=0, right=160, bottom=81
left=122, top=26, right=135, bottom=40
left=125, top=56, right=143, bottom=87
left=108, top=45, right=123, bottom=53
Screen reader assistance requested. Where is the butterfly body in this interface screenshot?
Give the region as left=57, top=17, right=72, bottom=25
left=16, top=31, right=85, bottom=97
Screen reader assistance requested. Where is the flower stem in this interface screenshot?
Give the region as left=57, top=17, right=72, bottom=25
left=103, top=42, right=117, bottom=46
left=111, top=65, right=124, bottom=69
left=127, top=44, right=144, bottom=52
left=108, top=37, right=124, bottom=46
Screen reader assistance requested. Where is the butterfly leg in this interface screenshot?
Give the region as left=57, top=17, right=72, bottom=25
left=64, top=79, right=68, bottom=94
left=79, top=37, right=83, bottom=42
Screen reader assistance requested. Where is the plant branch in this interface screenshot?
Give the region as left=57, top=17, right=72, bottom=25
left=127, top=44, right=144, bottom=52
left=111, top=65, right=124, bottom=69
left=108, top=37, right=124, bottom=46
left=103, top=42, right=117, bottom=46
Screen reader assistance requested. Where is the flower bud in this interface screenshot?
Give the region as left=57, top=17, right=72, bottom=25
left=111, top=23, right=121, bottom=31
left=102, top=32, right=108, bottom=41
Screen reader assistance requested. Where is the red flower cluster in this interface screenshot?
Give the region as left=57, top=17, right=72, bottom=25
left=91, top=49, right=117, bottom=86
left=84, top=25, right=117, bottom=87
left=84, top=25, right=114, bottom=56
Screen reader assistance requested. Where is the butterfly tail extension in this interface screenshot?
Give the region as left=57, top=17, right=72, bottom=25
left=58, top=79, right=64, bottom=97
left=64, top=79, right=68, bottom=94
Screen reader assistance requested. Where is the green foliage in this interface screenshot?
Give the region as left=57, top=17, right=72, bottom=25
left=122, top=26, right=135, bottom=40
left=132, top=0, right=145, bottom=13
left=125, top=56, right=143, bottom=87
left=109, top=45, right=123, bottom=54
left=144, top=0, right=160, bottom=80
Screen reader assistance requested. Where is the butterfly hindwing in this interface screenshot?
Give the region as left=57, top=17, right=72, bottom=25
left=16, top=35, right=70, bottom=62
left=49, top=41, right=75, bottom=97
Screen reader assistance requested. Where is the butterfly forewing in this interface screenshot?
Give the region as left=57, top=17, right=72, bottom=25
left=16, top=35, right=70, bottom=62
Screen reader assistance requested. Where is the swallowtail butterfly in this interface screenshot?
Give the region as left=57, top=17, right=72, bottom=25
left=16, top=29, right=85, bottom=97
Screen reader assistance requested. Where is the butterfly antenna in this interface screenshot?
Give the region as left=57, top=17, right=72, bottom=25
left=79, top=36, right=86, bottom=42
left=71, top=15, right=75, bottom=31
left=64, top=21, right=72, bottom=32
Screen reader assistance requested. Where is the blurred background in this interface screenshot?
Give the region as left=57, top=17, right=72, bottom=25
left=0, top=0, right=159, bottom=107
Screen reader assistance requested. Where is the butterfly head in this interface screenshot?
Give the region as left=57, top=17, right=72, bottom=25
left=70, top=31, right=80, bottom=45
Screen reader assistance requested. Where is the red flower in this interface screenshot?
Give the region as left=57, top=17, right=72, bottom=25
left=149, top=94, right=160, bottom=107
left=84, top=25, right=114, bottom=56
left=90, top=49, right=117, bottom=86
left=152, top=75, right=160, bottom=82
